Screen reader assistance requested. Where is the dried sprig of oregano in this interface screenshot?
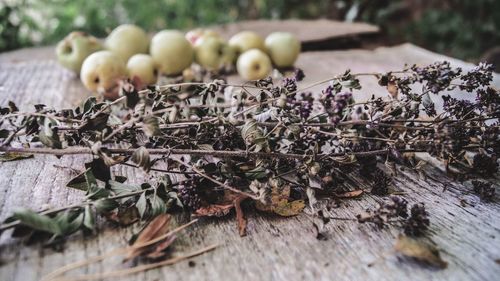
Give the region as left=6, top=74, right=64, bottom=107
left=0, top=61, right=497, bottom=245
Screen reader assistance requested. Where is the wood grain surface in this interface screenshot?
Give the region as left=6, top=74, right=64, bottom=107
left=0, top=43, right=499, bottom=281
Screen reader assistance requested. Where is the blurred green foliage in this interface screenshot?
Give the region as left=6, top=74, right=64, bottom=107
left=1, top=0, right=499, bottom=61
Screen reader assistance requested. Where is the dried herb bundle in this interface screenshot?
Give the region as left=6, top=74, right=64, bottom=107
left=0, top=61, right=498, bottom=243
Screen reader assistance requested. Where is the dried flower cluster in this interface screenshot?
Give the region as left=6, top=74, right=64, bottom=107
left=0, top=61, right=497, bottom=242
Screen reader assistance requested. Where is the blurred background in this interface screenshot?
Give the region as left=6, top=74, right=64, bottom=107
left=1, top=0, right=499, bottom=62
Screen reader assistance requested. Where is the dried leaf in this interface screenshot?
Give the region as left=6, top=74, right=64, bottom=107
left=255, top=185, right=305, bottom=216
left=335, top=189, right=364, bottom=198
left=194, top=204, right=233, bottom=217
left=234, top=196, right=247, bottom=237
left=142, top=116, right=161, bottom=137
left=0, top=152, right=33, bottom=162
left=394, top=235, right=448, bottom=269
left=193, top=192, right=248, bottom=236
left=106, top=204, right=140, bottom=226
left=273, top=200, right=305, bottom=216
left=124, top=214, right=173, bottom=262
left=132, top=146, right=151, bottom=172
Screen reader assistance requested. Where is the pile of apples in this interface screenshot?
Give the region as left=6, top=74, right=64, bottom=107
left=55, top=24, right=301, bottom=99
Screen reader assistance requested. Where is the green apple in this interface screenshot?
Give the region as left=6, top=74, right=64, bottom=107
left=150, top=30, right=194, bottom=76
left=105, top=24, right=149, bottom=62
left=194, top=36, right=236, bottom=70
left=80, top=51, right=127, bottom=99
left=236, top=49, right=272, bottom=80
left=228, top=31, right=265, bottom=55
left=186, top=28, right=221, bottom=45
left=265, top=32, right=301, bottom=68
left=127, top=54, right=157, bottom=86
left=55, top=31, right=102, bottom=74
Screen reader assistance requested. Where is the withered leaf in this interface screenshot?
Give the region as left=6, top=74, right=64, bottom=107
left=142, top=116, right=161, bottom=137
left=234, top=195, right=247, bottom=237
left=255, top=185, right=305, bottom=216
left=194, top=192, right=248, bottom=236
left=336, top=189, right=364, bottom=198
left=132, top=146, right=151, bottom=172
left=194, top=204, right=233, bottom=217
left=394, top=235, right=448, bottom=269
left=0, top=152, right=33, bottom=162
left=273, top=200, right=305, bottom=217
left=124, top=214, right=173, bottom=262
left=105, top=204, right=139, bottom=226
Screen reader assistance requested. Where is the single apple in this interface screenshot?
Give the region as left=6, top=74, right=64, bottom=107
left=127, top=54, right=157, bottom=87
left=80, top=51, right=127, bottom=99
left=186, top=28, right=221, bottom=45
left=194, top=36, right=236, bottom=70
left=228, top=31, right=265, bottom=55
left=236, top=49, right=272, bottom=80
left=55, top=31, right=102, bottom=73
left=150, top=30, right=194, bottom=76
left=265, top=32, right=301, bottom=68
left=105, top=24, right=149, bottom=62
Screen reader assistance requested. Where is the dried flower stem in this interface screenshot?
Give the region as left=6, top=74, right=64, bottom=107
left=42, top=219, right=201, bottom=281
left=0, top=146, right=426, bottom=160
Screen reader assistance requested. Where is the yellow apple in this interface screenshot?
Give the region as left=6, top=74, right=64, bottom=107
left=229, top=31, right=265, bottom=55
left=265, top=32, right=301, bottom=68
left=80, top=51, right=127, bottom=98
left=105, top=24, right=149, bottom=62
left=55, top=31, right=102, bottom=74
left=194, top=36, right=236, bottom=70
left=127, top=54, right=157, bottom=86
left=186, top=28, right=221, bottom=45
left=150, top=30, right=194, bottom=76
left=236, top=49, right=272, bottom=80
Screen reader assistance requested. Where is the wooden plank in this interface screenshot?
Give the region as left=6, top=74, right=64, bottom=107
left=0, top=44, right=499, bottom=281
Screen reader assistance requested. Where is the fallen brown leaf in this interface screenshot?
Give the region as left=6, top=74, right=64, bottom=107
left=255, top=185, right=305, bottom=216
left=124, top=214, right=174, bottom=262
left=335, top=189, right=364, bottom=198
left=194, top=192, right=248, bottom=237
left=194, top=204, right=234, bottom=217
left=394, top=235, right=448, bottom=269
left=234, top=196, right=247, bottom=236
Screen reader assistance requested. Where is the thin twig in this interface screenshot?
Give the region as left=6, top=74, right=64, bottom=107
left=42, top=219, right=201, bottom=281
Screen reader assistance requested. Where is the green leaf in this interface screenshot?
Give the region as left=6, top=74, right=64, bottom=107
left=108, top=180, right=141, bottom=196
left=85, top=158, right=111, bottom=182
left=94, top=199, right=119, bottom=214
left=13, top=209, right=62, bottom=235
left=83, top=205, right=95, bottom=230
left=0, top=129, right=10, bottom=138
left=86, top=183, right=110, bottom=200
left=149, top=195, right=166, bottom=217
left=136, top=192, right=148, bottom=218
left=66, top=170, right=88, bottom=191
left=82, top=97, right=97, bottom=113
left=54, top=210, right=84, bottom=235
left=38, top=128, right=62, bottom=149
left=78, top=113, right=109, bottom=132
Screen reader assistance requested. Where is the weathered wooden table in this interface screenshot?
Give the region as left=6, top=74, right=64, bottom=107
left=0, top=20, right=499, bottom=281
